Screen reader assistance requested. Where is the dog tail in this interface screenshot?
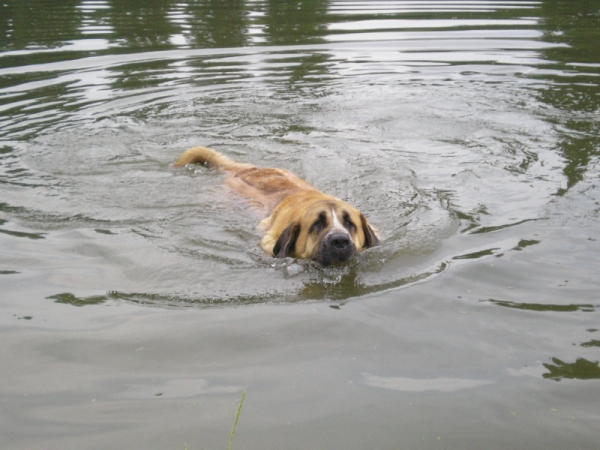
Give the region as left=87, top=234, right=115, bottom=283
left=173, top=146, right=246, bottom=171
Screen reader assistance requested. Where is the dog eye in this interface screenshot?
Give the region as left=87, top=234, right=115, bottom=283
left=310, top=213, right=327, bottom=233
left=343, top=213, right=356, bottom=231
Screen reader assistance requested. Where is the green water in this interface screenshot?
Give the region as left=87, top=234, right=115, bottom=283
left=1, top=1, right=599, bottom=449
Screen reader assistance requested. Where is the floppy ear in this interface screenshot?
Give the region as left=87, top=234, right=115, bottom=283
left=360, top=214, right=380, bottom=249
left=272, top=223, right=301, bottom=258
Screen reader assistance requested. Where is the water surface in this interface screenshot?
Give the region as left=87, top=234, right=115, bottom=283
left=1, top=1, right=599, bottom=449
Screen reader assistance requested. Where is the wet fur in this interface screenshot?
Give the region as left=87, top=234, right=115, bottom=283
left=174, top=146, right=380, bottom=265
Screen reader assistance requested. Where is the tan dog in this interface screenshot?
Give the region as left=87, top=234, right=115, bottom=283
left=174, top=147, right=380, bottom=266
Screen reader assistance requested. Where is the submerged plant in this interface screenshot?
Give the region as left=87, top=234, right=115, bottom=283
left=181, top=390, right=246, bottom=450
left=228, top=391, right=247, bottom=450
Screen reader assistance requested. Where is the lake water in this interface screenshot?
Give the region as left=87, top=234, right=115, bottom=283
left=1, top=0, right=599, bottom=448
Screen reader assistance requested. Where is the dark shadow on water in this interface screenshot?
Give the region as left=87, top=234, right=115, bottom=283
left=297, top=261, right=447, bottom=301
left=45, top=259, right=447, bottom=308
left=511, top=239, right=541, bottom=251
left=488, top=299, right=596, bottom=313
left=543, top=357, right=600, bottom=381
left=0, top=228, right=46, bottom=240
left=468, top=219, right=540, bottom=235
left=46, top=293, right=111, bottom=307
left=452, top=248, right=498, bottom=260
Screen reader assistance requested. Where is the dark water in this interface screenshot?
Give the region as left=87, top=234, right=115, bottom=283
left=1, top=0, right=599, bottom=448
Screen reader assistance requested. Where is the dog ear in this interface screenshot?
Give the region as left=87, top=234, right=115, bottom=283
left=360, top=214, right=380, bottom=249
left=273, top=223, right=301, bottom=258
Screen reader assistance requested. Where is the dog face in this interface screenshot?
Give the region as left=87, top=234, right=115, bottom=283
left=271, top=199, right=379, bottom=266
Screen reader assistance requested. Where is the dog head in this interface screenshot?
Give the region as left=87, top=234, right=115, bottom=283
left=270, top=199, right=379, bottom=266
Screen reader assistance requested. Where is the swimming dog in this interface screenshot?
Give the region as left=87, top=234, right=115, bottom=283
left=174, top=147, right=379, bottom=265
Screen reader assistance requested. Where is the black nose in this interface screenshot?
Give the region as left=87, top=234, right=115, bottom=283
left=330, top=233, right=351, bottom=250
left=315, top=232, right=357, bottom=265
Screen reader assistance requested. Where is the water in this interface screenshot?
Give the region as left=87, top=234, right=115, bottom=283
left=1, top=0, right=599, bottom=448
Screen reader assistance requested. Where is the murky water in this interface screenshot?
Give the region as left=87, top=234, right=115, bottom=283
left=1, top=1, right=599, bottom=449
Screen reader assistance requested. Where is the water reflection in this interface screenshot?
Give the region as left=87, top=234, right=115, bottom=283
left=538, top=0, right=600, bottom=195
left=108, top=0, right=179, bottom=48
left=0, top=0, right=598, bottom=304
left=543, top=357, right=600, bottom=381
left=0, top=0, right=558, bottom=53
left=264, top=0, right=328, bottom=45
left=0, top=0, right=331, bottom=52
left=181, top=0, right=248, bottom=48
left=488, top=299, right=596, bottom=313
left=0, top=227, right=46, bottom=240
left=47, top=292, right=109, bottom=307
left=2, top=3, right=600, bottom=448
left=0, top=0, right=82, bottom=50
left=46, top=290, right=286, bottom=307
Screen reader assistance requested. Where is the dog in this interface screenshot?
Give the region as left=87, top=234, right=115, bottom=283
left=174, top=147, right=380, bottom=266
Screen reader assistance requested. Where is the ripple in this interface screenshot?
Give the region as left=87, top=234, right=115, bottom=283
left=0, top=0, right=596, bottom=305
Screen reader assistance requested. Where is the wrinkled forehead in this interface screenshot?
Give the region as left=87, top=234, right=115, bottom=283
left=305, top=200, right=360, bottom=219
